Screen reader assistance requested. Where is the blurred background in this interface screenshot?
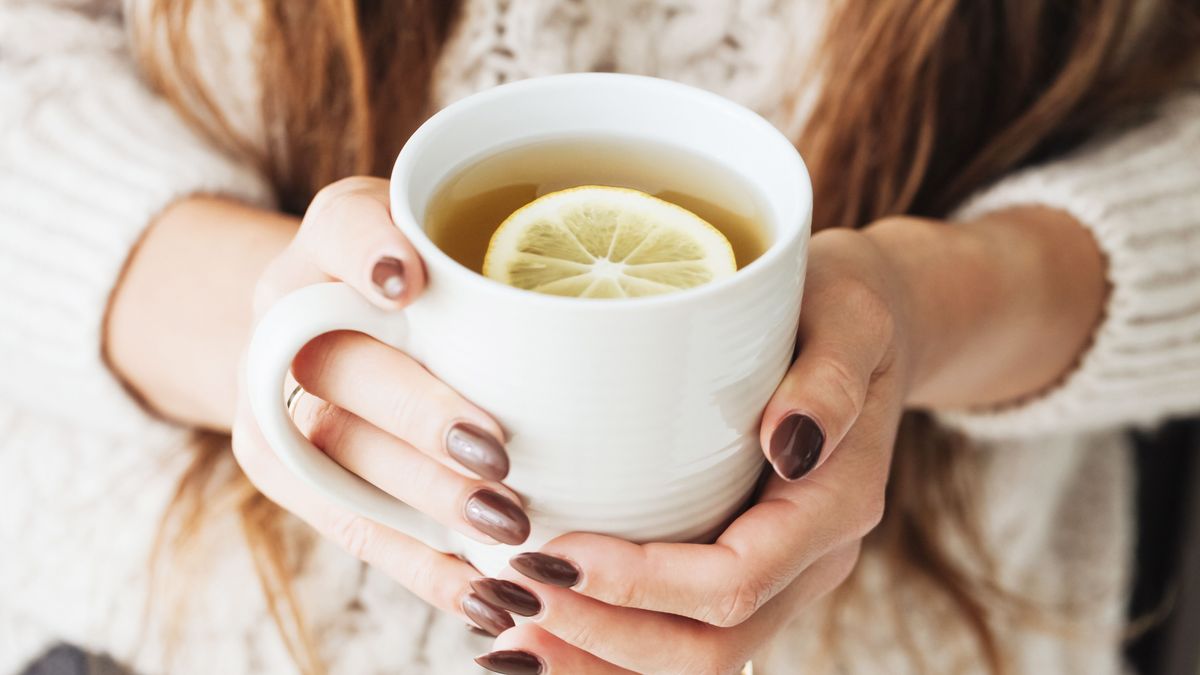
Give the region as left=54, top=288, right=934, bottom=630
left=1126, top=419, right=1200, bottom=675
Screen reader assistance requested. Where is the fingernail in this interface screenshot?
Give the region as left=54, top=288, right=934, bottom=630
left=470, top=578, right=542, bottom=617
left=370, top=256, right=406, bottom=300
left=461, top=593, right=515, bottom=637
left=446, top=423, right=510, bottom=481
left=509, top=552, right=580, bottom=588
left=475, top=650, right=544, bottom=675
left=768, top=413, right=825, bottom=481
left=465, top=489, right=531, bottom=545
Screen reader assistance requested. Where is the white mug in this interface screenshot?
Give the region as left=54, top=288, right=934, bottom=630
left=246, top=73, right=811, bottom=576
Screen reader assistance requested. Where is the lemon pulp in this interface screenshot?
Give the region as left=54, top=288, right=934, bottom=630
left=481, top=186, right=736, bottom=299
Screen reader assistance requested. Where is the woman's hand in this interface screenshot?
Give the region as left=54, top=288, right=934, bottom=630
left=469, top=226, right=914, bottom=674
left=229, top=177, right=529, bottom=636
left=463, top=205, right=1106, bottom=673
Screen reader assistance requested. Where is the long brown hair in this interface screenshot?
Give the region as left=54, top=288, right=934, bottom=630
left=136, top=1, right=1200, bottom=672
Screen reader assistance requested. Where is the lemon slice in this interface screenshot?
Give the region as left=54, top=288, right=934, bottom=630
left=482, top=186, right=737, bottom=299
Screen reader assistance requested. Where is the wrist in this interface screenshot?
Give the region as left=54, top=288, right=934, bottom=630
left=106, top=196, right=297, bottom=429
left=860, top=216, right=997, bottom=407
left=863, top=206, right=1106, bottom=410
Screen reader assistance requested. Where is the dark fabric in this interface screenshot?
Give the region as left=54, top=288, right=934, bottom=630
left=1125, top=418, right=1200, bottom=675
left=18, top=645, right=129, bottom=675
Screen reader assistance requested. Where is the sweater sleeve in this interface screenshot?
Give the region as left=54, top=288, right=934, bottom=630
left=0, top=1, right=273, bottom=435
left=936, top=91, right=1200, bottom=440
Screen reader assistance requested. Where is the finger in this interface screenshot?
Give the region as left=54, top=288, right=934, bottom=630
left=511, top=385, right=895, bottom=626
left=250, top=177, right=424, bottom=315
left=298, top=176, right=426, bottom=307
left=292, top=330, right=510, bottom=481
left=289, top=393, right=529, bottom=545
left=481, top=623, right=635, bottom=675
left=507, top=492, right=830, bottom=628
left=490, top=574, right=713, bottom=673
left=488, top=542, right=862, bottom=675
left=761, top=274, right=895, bottom=481
left=230, top=404, right=514, bottom=635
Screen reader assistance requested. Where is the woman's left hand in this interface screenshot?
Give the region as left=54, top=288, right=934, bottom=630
left=471, top=226, right=917, bottom=674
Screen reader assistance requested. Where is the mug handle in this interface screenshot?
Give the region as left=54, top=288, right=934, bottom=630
left=245, top=282, right=450, bottom=550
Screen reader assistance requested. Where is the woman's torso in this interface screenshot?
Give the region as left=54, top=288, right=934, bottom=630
left=0, top=1, right=1140, bottom=673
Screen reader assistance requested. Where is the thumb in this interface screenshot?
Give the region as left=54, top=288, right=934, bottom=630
left=760, top=284, right=895, bottom=481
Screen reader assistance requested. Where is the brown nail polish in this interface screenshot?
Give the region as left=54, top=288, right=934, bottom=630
left=461, top=593, right=515, bottom=637
left=446, top=423, right=510, bottom=481
left=509, top=552, right=580, bottom=588
left=370, top=256, right=406, bottom=300
left=768, top=413, right=825, bottom=481
left=464, top=490, right=531, bottom=545
left=475, top=650, right=544, bottom=675
left=470, top=578, right=542, bottom=617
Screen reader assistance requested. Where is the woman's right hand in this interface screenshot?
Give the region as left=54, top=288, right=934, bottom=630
left=230, top=177, right=530, bottom=636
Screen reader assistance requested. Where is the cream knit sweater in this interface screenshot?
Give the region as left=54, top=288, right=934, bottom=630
left=1, top=1, right=1199, bottom=674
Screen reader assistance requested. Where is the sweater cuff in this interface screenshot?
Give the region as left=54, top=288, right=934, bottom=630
left=935, top=94, right=1200, bottom=440
left=0, top=30, right=273, bottom=434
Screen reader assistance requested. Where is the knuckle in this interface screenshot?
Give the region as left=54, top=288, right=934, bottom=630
left=555, top=614, right=602, bottom=654
left=834, top=273, right=888, bottom=313
left=705, top=577, right=772, bottom=628
left=406, top=455, right=454, bottom=504
left=327, top=512, right=376, bottom=561
left=294, top=397, right=349, bottom=451
left=395, top=550, right=438, bottom=598
left=419, top=383, right=460, bottom=423
left=604, top=569, right=647, bottom=609
left=812, top=353, right=867, bottom=419
left=387, top=380, right=446, bottom=439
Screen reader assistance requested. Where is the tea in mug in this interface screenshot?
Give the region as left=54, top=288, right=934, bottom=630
left=424, top=136, right=771, bottom=282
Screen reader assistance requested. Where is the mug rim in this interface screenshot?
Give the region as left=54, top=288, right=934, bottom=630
left=389, top=72, right=811, bottom=311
